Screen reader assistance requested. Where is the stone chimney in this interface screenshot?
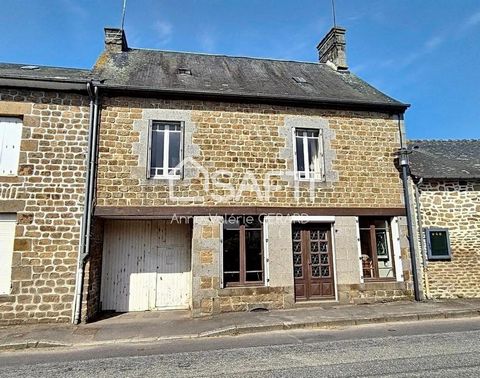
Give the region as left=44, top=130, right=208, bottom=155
left=104, top=27, right=128, bottom=52
left=317, top=27, right=348, bottom=70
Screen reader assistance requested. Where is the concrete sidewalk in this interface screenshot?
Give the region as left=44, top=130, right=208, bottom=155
left=1, top=299, right=480, bottom=351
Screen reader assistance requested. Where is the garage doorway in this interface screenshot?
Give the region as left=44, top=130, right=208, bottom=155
left=101, top=220, right=191, bottom=312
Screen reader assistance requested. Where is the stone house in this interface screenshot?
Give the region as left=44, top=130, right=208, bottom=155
left=1, top=26, right=415, bottom=324
left=0, top=64, right=92, bottom=324
left=409, top=140, right=480, bottom=299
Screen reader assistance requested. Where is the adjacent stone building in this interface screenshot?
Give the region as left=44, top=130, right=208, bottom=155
left=0, top=65, right=91, bottom=324
left=409, top=140, right=480, bottom=298
left=1, top=26, right=416, bottom=324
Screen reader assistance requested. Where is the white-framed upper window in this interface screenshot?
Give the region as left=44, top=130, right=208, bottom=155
left=148, top=120, right=184, bottom=179
left=0, top=117, right=23, bottom=176
left=293, top=128, right=324, bottom=181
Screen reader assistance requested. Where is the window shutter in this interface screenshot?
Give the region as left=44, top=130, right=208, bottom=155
left=180, top=121, right=185, bottom=180
left=318, top=128, right=325, bottom=180
left=146, top=120, right=152, bottom=179
left=0, top=214, right=16, bottom=294
left=0, top=117, right=23, bottom=176
left=292, top=127, right=297, bottom=180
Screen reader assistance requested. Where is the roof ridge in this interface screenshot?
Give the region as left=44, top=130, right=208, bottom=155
left=128, top=47, right=328, bottom=67
left=409, top=139, right=480, bottom=143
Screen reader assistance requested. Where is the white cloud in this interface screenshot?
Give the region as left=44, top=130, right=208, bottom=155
left=61, top=0, right=88, bottom=18
left=424, top=35, right=444, bottom=51
left=198, top=30, right=216, bottom=52
left=465, top=11, right=480, bottom=28
left=152, top=20, right=173, bottom=46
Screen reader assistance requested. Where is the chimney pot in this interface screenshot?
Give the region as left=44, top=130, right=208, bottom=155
left=317, top=27, right=348, bottom=70
left=104, top=27, right=128, bottom=53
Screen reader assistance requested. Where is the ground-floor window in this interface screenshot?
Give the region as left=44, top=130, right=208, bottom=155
left=223, top=216, right=263, bottom=286
left=359, top=217, right=395, bottom=280
left=425, top=228, right=452, bottom=260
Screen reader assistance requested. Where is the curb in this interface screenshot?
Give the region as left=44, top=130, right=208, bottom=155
left=201, top=309, right=480, bottom=337
left=1, top=309, right=479, bottom=351
left=0, top=341, right=69, bottom=351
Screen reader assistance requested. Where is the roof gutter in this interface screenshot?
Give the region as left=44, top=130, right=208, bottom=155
left=0, top=76, right=89, bottom=92
left=98, top=83, right=410, bottom=112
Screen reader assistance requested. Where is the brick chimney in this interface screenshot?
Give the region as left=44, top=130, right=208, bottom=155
left=317, top=27, right=348, bottom=70
left=104, top=27, right=128, bottom=52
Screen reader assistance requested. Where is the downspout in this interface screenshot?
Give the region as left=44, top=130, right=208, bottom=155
left=414, top=177, right=430, bottom=298
left=73, top=81, right=100, bottom=324
left=396, top=113, right=421, bottom=301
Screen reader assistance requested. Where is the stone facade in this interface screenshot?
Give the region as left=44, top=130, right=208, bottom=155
left=416, top=180, right=480, bottom=298
left=96, top=96, right=405, bottom=209
left=0, top=89, right=89, bottom=325
left=90, top=95, right=412, bottom=318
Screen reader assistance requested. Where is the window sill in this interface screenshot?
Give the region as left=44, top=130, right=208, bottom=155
left=294, top=178, right=326, bottom=183
left=363, top=278, right=397, bottom=283
left=223, top=282, right=265, bottom=288
left=149, top=176, right=182, bottom=181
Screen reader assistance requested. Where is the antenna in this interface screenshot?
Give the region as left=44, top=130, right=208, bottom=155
left=331, top=0, right=337, bottom=28
left=121, top=0, right=127, bottom=30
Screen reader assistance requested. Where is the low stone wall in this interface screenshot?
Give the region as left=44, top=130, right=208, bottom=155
left=218, top=286, right=294, bottom=312
left=338, top=282, right=413, bottom=304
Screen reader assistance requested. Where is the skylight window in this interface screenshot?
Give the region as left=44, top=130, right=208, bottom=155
left=20, top=65, right=39, bottom=70
left=177, top=68, right=192, bottom=75
left=292, top=76, right=308, bottom=84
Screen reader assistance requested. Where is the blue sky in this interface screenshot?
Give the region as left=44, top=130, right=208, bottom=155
left=1, top=0, right=479, bottom=139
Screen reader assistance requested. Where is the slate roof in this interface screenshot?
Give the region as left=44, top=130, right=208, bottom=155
left=0, top=63, right=91, bottom=83
left=408, top=140, right=480, bottom=180
left=93, top=48, right=408, bottom=110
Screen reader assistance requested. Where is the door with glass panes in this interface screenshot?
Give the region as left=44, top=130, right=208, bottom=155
left=292, top=224, right=335, bottom=301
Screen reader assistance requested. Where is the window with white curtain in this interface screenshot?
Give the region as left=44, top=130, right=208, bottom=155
left=293, top=128, right=324, bottom=180
left=148, top=121, right=183, bottom=178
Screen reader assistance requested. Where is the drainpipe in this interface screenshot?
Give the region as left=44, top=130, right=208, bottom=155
left=396, top=113, right=421, bottom=301
left=72, top=81, right=100, bottom=324
left=398, top=148, right=421, bottom=301
left=414, top=177, right=431, bottom=298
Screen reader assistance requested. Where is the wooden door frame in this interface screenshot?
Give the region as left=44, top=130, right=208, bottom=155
left=292, top=221, right=337, bottom=302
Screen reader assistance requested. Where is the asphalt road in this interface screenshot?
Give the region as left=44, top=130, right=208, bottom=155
left=0, top=317, right=479, bottom=377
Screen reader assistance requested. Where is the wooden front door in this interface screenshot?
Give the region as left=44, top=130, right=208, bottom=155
left=292, top=225, right=335, bottom=301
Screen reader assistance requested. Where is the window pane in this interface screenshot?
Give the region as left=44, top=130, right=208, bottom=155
left=430, top=231, right=449, bottom=256
left=296, top=136, right=305, bottom=174
left=151, top=130, right=164, bottom=171
left=168, top=131, right=181, bottom=169
left=360, top=229, right=375, bottom=279
left=376, top=229, right=394, bottom=278
left=307, top=137, right=319, bottom=174
left=245, top=229, right=262, bottom=282
left=223, top=229, right=240, bottom=284
left=359, top=217, right=395, bottom=279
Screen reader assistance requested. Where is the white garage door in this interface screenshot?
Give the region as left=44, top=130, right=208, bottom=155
left=101, top=220, right=191, bottom=312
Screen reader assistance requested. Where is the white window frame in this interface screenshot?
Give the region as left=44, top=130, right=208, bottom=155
left=0, top=117, right=23, bottom=177
left=292, top=127, right=325, bottom=181
left=0, top=214, right=16, bottom=295
left=147, top=120, right=184, bottom=179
